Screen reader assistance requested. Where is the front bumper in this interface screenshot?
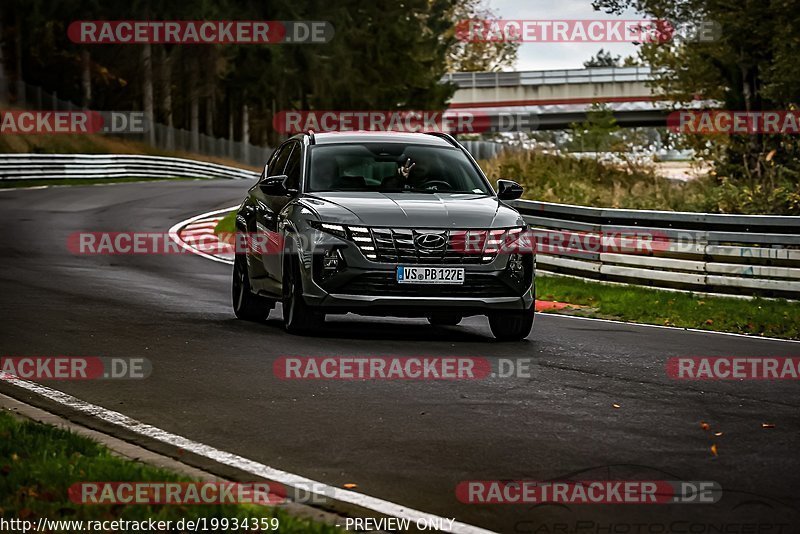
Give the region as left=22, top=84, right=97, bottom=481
left=299, top=235, right=535, bottom=317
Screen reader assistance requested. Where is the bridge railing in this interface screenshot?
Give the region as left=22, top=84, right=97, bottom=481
left=511, top=199, right=800, bottom=299
left=444, top=67, right=655, bottom=89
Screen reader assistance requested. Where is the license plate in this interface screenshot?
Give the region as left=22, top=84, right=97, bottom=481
left=397, top=266, right=464, bottom=284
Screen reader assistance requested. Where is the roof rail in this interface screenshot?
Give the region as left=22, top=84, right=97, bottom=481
left=307, top=129, right=316, bottom=145
left=423, top=131, right=459, bottom=147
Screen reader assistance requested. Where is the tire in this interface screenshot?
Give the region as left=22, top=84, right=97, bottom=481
left=488, top=309, right=534, bottom=341
left=232, top=253, right=272, bottom=321
left=427, top=313, right=463, bottom=326
left=282, top=255, right=325, bottom=334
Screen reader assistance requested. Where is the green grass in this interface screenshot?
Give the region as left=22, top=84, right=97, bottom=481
left=0, top=177, right=199, bottom=188
left=536, top=275, right=800, bottom=339
left=214, top=211, right=237, bottom=235
left=0, top=411, right=340, bottom=532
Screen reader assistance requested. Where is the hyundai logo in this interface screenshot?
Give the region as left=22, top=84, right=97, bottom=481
left=415, top=232, right=447, bottom=250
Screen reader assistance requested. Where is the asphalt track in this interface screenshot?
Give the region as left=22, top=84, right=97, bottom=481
left=1, top=179, right=799, bottom=533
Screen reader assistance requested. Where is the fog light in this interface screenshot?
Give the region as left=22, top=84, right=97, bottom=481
left=508, top=253, right=524, bottom=275
left=323, top=248, right=343, bottom=272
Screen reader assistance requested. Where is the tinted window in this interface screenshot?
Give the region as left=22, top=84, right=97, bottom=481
left=307, top=143, right=491, bottom=194
left=284, top=143, right=302, bottom=190
left=267, top=144, right=292, bottom=177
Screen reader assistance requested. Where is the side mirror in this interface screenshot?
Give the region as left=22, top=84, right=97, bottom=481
left=496, top=179, right=524, bottom=200
left=259, top=175, right=291, bottom=196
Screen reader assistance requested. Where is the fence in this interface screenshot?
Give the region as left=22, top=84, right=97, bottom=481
left=3, top=81, right=273, bottom=168
left=511, top=200, right=800, bottom=299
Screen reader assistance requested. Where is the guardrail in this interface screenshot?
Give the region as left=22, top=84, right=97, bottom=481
left=511, top=199, right=800, bottom=299
left=0, top=154, right=260, bottom=181
left=3, top=152, right=796, bottom=299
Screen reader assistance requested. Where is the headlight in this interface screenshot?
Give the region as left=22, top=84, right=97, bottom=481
left=309, top=220, right=347, bottom=239
left=308, top=221, right=377, bottom=260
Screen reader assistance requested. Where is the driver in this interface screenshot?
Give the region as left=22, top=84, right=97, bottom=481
left=381, top=155, right=430, bottom=190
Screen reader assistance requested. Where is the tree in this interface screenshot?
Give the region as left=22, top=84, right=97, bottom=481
left=2, top=0, right=464, bottom=148
left=570, top=103, right=621, bottom=155
left=446, top=0, right=519, bottom=72
left=593, top=0, right=800, bottom=211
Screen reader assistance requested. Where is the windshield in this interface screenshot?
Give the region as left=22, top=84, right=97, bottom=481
left=307, top=143, right=492, bottom=195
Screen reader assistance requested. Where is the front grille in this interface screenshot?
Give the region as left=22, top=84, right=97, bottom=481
left=353, top=227, right=515, bottom=264
left=371, top=228, right=488, bottom=264
left=333, top=273, right=517, bottom=298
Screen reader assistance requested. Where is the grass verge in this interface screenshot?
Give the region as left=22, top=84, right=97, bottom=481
left=211, top=211, right=797, bottom=339
left=214, top=211, right=237, bottom=235
left=536, top=275, right=800, bottom=340
left=0, top=410, right=340, bottom=532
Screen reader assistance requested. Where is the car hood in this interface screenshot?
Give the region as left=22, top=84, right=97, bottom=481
left=301, top=192, right=524, bottom=228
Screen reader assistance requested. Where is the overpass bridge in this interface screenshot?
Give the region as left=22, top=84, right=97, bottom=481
left=444, top=66, right=704, bottom=130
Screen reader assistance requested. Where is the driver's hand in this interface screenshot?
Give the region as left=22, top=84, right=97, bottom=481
left=398, top=158, right=416, bottom=179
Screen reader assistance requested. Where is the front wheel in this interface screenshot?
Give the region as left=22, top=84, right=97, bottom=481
left=232, top=253, right=273, bottom=321
left=488, top=309, right=534, bottom=341
left=282, top=255, right=325, bottom=335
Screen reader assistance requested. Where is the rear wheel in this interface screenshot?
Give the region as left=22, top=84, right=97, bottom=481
left=427, top=313, right=463, bottom=326
left=282, top=255, right=325, bottom=334
left=232, top=253, right=272, bottom=321
left=488, top=309, right=534, bottom=341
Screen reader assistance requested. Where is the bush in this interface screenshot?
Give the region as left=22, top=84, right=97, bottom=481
left=479, top=150, right=800, bottom=214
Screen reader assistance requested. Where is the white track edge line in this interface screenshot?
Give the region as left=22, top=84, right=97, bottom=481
left=3, top=377, right=495, bottom=534
left=168, top=206, right=237, bottom=265
left=539, top=313, right=800, bottom=344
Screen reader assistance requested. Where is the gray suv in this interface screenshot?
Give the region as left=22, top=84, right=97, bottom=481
left=232, top=131, right=535, bottom=340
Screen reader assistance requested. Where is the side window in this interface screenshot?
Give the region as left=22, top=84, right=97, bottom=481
left=284, top=143, right=302, bottom=191
left=267, top=144, right=292, bottom=177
